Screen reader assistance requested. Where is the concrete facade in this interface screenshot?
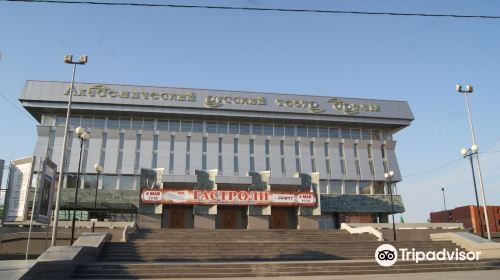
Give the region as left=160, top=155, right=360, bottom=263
left=18, top=80, right=413, bottom=229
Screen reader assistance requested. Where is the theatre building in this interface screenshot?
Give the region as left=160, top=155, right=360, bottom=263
left=20, top=80, right=413, bottom=229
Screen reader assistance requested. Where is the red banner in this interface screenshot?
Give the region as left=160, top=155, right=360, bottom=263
left=141, top=188, right=316, bottom=207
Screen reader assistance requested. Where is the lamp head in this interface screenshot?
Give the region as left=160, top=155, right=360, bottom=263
left=384, top=173, right=389, bottom=179
left=455, top=84, right=462, bottom=92
left=466, top=84, right=473, bottom=93
left=64, top=54, right=73, bottom=63
left=75, top=126, right=85, bottom=136
left=389, top=170, right=395, bottom=177
left=79, top=55, right=88, bottom=64
left=460, top=148, right=468, bottom=156
left=94, top=163, right=103, bottom=173
left=81, top=131, right=90, bottom=141
left=471, top=144, right=478, bottom=152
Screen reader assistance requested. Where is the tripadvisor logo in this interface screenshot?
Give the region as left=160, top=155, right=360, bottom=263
left=375, top=244, right=481, bottom=267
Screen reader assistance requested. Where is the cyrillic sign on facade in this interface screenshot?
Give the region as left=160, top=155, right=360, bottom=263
left=141, top=189, right=317, bottom=207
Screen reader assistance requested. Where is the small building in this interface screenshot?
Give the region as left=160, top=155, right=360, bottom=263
left=18, top=80, right=414, bottom=229
left=430, top=205, right=500, bottom=233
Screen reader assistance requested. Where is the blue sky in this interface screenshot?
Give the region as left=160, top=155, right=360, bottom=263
left=0, top=0, right=499, bottom=222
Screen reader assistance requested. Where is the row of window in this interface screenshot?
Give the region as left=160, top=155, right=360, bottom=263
left=47, top=115, right=393, bottom=140
left=49, top=129, right=389, bottom=177
left=63, top=172, right=396, bottom=195
left=319, top=180, right=396, bottom=195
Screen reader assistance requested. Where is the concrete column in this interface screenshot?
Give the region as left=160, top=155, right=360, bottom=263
left=298, top=172, right=321, bottom=229
left=193, top=169, right=217, bottom=229
left=247, top=171, right=271, bottom=229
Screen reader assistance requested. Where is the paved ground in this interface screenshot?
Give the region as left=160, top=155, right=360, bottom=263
left=0, top=260, right=35, bottom=279
left=172, top=270, right=500, bottom=280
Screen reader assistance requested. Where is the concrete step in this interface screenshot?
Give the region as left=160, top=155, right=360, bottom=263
left=72, top=260, right=500, bottom=279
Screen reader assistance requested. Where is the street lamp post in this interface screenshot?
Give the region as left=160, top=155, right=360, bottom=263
left=70, top=127, right=89, bottom=245
left=456, top=84, right=491, bottom=240
left=92, top=163, right=103, bottom=233
left=51, top=55, right=88, bottom=246
left=461, top=145, right=485, bottom=238
left=384, top=170, right=396, bottom=241
left=441, top=187, right=447, bottom=222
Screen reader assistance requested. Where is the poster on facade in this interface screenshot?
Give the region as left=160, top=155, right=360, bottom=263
left=2, top=156, right=35, bottom=222
left=141, top=189, right=317, bottom=207
left=139, top=168, right=164, bottom=214
left=34, top=159, right=57, bottom=224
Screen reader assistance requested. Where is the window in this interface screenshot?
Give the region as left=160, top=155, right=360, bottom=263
left=344, top=181, right=357, bottom=194
left=324, top=142, right=329, bottom=157
left=297, top=126, right=307, bottom=137
left=281, top=157, right=286, bottom=176
left=93, top=117, right=105, bottom=129
left=134, top=135, right=141, bottom=170
left=250, top=156, right=255, bottom=171
left=328, top=127, right=339, bottom=138
left=296, top=158, right=301, bottom=173
left=274, top=125, right=284, bottom=137
left=218, top=155, right=223, bottom=173
left=192, top=121, right=204, bottom=133
left=367, top=144, right=373, bottom=158
left=157, top=120, right=169, bottom=131
left=229, top=123, right=239, bottom=134
left=318, top=127, right=329, bottom=138
left=265, top=157, right=270, bottom=171
left=217, top=122, right=228, bottom=134
left=186, top=136, right=191, bottom=152
left=239, top=124, right=250, bottom=135
left=99, top=132, right=107, bottom=167
left=381, top=145, right=386, bottom=158
left=265, top=139, right=270, bottom=155
left=330, top=181, right=342, bottom=194
left=169, top=120, right=180, bottom=132
left=234, top=156, right=239, bottom=174
left=56, top=115, right=66, bottom=126
left=280, top=140, right=285, bottom=155
left=309, top=142, right=315, bottom=156
left=320, top=180, right=328, bottom=194
left=285, top=126, right=295, bottom=137
left=69, top=116, right=81, bottom=128
left=218, top=137, right=223, bottom=153
left=372, top=129, right=381, bottom=140
left=206, top=122, right=217, bottom=133
left=263, top=125, right=273, bottom=136
left=354, top=143, right=359, bottom=158
left=295, top=141, right=300, bottom=155
left=120, top=176, right=135, bottom=190
left=361, top=130, right=371, bottom=140
left=351, top=129, right=361, bottom=139
left=102, top=175, right=117, bottom=190
left=169, top=135, right=175, bottom=173
left=369, top=160, right=375, bottom=175
left=326, top=159, right=332, bottom=175
left=66, top=174, right=77, bottom=189
left=143, top=119, right=154, bottom=131
left=339, top=143, right=344, bottom=158
left=373, top=182, right=385, bottom=194
left=340, top=159, right=346, bottom=175
left=250, top=139, right=255, bottom=154
left=83, top=174, right=96, bottom=189
left=202, top=137, right=208, bottom=153
left=131, top=118, right=143, bottom=130
left=107, top=118, right=119, bottom=129
left=234, top=138, right=239, bottom=154
left=180, top=120, right=192, bottom=132
left=119, top=117, right=131, bottom=129
left=153, top=134, right=159, bottom=151
left=359, top=181, right=371, bottom=194
left=81, top=117, right=93, bottom=129
left=252, top=124, right=263, bottom=135
left=307, top=127, right=318, bottom=138
left=341, top=128, right=351, bottom=139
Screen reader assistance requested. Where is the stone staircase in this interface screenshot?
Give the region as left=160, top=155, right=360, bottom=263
left=71, top=229, right=500, bottom=278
